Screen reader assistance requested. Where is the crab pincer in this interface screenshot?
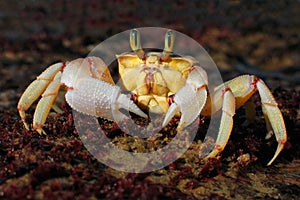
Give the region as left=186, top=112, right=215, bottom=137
left=162, top=66, right=208, bottom=131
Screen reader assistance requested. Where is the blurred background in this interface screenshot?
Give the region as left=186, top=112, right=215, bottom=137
left=0, top=0, right=299, bottom=111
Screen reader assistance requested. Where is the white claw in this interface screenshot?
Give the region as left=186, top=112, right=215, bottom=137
left=65, top=77, right=146, bottom=121
left=163, top=66, right=208, bottom=130
left=163, top=83, right=207, bottom=130
left=179, top=85, right=207, bottom=130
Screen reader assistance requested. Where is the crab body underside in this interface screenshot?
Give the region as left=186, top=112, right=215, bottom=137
left=18, top=30, right=287, bottom=166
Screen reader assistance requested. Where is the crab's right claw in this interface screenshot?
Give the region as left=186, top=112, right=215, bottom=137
left=162, top=66, right=208, bottom=130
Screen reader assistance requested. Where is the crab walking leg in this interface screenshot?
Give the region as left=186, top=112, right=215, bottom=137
left=162, top=66, right=208, bottom=130
left=205, top=88, right=236, bottom=158
left=227, top=75, right=287, bottom=165
left=17, top=62, right=64, bottom=130
left=256, top=78, right=287, bottom=165
left=201, top=75, right=287, bottom=165
left=33, top=72, right=62, bottom=134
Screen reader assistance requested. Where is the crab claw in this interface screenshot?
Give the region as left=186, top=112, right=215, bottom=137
left=162, top=66, right=208, bottom=130
left=65, top=77, right=147, bottom=121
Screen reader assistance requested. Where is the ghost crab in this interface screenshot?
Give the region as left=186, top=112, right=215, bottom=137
left=18, top=29, right=287, bottom=165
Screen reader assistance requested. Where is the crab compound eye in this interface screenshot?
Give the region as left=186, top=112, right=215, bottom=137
left=161, top=30, right=175, bottom=61
left=130, top=29, right=145, bottom=60
left=164, top=30, right=175, bottom=52
left=130, top=29, right=141, bottom=51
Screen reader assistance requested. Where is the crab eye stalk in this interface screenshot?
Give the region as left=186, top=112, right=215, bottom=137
left=161, top=30, right=175, bottom=61
left=130, top=29, right=145, bottom=60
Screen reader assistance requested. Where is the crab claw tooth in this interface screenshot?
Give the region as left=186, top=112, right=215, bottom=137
left=116, top=94, right=148, bottom=119
left=162, top=103, right=180, bottom=128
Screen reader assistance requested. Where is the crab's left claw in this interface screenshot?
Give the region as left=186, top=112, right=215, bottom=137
left=162, top=66, right=208, bottom=130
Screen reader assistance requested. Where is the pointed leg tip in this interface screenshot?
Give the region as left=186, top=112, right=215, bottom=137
left=267, top=157, right=276, bottom=166
left=19, top=110, right=30, bottom=130
left=265, top=130, right=274, bottom=140
left=267, top=142, right=285, bottom=166
left=36, top=128, right=47, bottom=135
left=33, top=123, right=47, bottom=135
left=266, top=160, right=273, bottom=166
left=207, top=149, right=220, bottom=159
left=23, top=123, right=30, bottom=131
